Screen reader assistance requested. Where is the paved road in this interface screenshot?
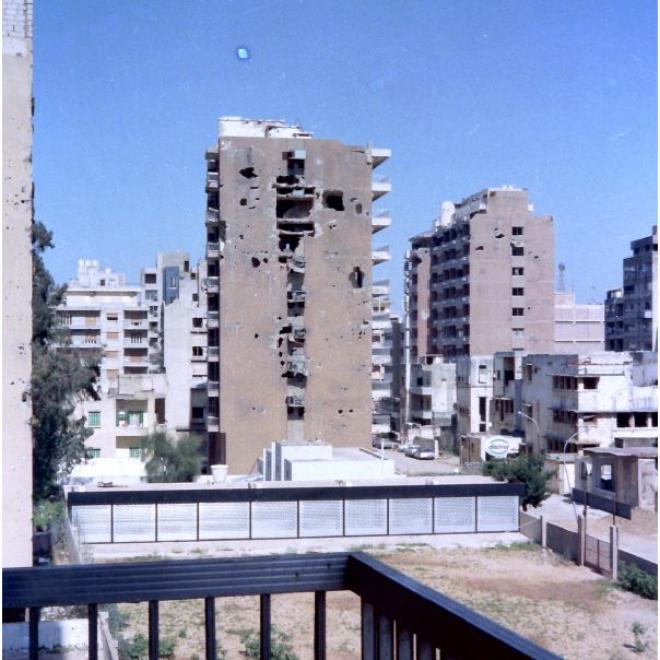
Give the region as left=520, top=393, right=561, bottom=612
left=380, top=449, right=461, bottom=477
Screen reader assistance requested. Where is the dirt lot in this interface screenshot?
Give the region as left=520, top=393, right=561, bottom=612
left=103, top=542, right=657, bottom=659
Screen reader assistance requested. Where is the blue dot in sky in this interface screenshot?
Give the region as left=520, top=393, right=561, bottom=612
left=236, top=47, right=251, bottom=61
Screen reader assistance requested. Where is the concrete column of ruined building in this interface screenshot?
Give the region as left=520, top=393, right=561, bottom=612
left=205, top=118, right=383, bottom=473
left=3, top=0, right=34, bottom=567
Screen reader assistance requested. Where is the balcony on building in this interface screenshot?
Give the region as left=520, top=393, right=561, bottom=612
left=206, top=276, right=219, bottom=293
left=372, top=210, right=391, bottom=233
left=123, top=337, right=148, bottom=349
left=207, top=414, right=219, bottom=430
left=371, top=176, right=391, bottom=201
left=206, top=241, right=220, bottom=258
left=372, top=279, right=390, bottom=297
left=207, top=380, right=219, bottom=395
left=207, top=346, right=219, bottom=361
left=206, top=207, right=220, bottom=226
left=205, top=171, right=219, bottom=192
left=372, top=245, right=391, bottom=266
left=4, top=551, right=557, bottom=660
left=370, top=146, right=391, bottom=169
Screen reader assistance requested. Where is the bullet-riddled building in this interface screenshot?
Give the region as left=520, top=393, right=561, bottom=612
left=205, top=117, right=390, bottom=471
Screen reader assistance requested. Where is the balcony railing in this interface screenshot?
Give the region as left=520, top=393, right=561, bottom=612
left=3, top=552, right=558, bottom=660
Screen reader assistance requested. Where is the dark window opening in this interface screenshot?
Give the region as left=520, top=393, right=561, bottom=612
left=616, top=413, right=630, bottom=428
left=279, top=234, right=301, bottom=252
left=276, top=198, right=313, bottom=219
left=511, top=245, right=524, bottom=256
left=349, top=266, right=365, bottom=289
left=240, top=198, right=247, bottom=206
left=582, top=377, right=599, bottom=390
left=355, top=203, right=363, bottom=214
left=191, top=407, right=204, bottom=420
left=323, top=190, right=345, bottom=211
left=239, top=167, right=258, bottom=179
left=155, top=398, right=165, bottom=425
left=512, top=226, right=524, bottom=236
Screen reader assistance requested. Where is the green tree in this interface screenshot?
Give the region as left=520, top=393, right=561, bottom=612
left=31, top=221, right=100, bottom=500
left=140, top=431, right=202, bottom=483
left=482, top=455, right=554, bottom=510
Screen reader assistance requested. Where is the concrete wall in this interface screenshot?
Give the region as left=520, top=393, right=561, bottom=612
left=3, top=0, right=33, bottom=568
left=456, top=356, right=494, bottom=437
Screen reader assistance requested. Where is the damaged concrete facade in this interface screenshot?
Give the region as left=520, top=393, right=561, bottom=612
left=428, top=187, right=555, bottom=358
left=205, top=118, right=389, bottom=472
left=2, top=0, right=33, bottom=568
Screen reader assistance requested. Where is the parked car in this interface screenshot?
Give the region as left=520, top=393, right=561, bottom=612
left=411, top=447, right=435, bottom=460
left=372, top=436, right=396, bottom=450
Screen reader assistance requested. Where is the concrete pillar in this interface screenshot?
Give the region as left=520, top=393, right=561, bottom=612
left=577, top=515, right=587, bottom=566
left=610, top=525, right=619, bottom=581
left=540, top=515, right=547, bottom=548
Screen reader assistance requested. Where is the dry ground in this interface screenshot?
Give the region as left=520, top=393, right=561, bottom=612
left=100, top=542, right=657, bottom=660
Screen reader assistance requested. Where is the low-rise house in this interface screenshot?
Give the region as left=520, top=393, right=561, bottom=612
left=574, top=446, right=658, bottom=513
left=456, top=355, right=494, bottom=438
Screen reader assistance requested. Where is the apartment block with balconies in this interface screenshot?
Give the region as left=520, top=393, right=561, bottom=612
left=428, top=187, right=555, bottom=359
left=205, top=117, right=388, bottom=471
left=605, top=226, right=657, bottom=352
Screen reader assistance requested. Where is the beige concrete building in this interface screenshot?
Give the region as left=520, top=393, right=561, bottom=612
left=554, top=291, right=604, bottom=353
left=205, top=117, right=390, bottom=471
left=3, top=0, right=34, bottom=568
left=605, top=226, right=657, bottom=352
left=429, top=187, right=555, bottom=358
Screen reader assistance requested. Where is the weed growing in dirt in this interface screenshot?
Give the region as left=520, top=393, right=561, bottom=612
left=240, top=627, right=298, bottom=659
left=618, top=564, right=657, bottom=600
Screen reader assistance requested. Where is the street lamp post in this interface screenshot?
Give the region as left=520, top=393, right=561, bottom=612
left=562, top=430, right=581, bottom=522
left=517, top=411, right=541, bottom=453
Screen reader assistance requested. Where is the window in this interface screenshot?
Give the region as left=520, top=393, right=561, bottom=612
left=513, top=328, right=524, bottom=338
left=144, top=273, right=157, bottom=284
left=512, top=308, right=524, bottom=316
left=107, top=331, right=119, bottom=340
left=512, top=287, right=524, bottom=296
left=192, top=346, right=204, bottom=357
left=88, top=411, right=101, bottom=427
left=107, top=313, right=118, bottom=322
left=192, top=293, right=199, bottom=303
left=129, top=447, right=141, bottom=459
left=192, top=317, right=203, bottom=328
left=192, top=406, right=205, bottom=420
left=511, top=245, right=524, bottom=256
left=85, top=448, right=101, bottom=459
left=512, top=267, right=524, bottom=276
left=512, top=226, right=524, bottom=236
left=582, top=377, right=599, bottom=390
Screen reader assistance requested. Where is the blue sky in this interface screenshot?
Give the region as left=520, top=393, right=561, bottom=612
left=35, top=0, right=657, bottom=311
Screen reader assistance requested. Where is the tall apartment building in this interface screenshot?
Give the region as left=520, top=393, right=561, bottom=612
left=3, top=0, right=34, bottom=568
left=205, top=117, right=390, bottom=471
left=371, top=283, right=402, bottom=440
left=404, top=231, right=433, bottom=361
left=428, top=187, right=555, bottom=358
left=141, top=251, right=198, bottom=371
left=554, top=291, right=604, bottom=353
left=605, top=226, right=657, bottom=352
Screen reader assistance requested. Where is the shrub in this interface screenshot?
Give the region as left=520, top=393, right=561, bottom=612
left=240, top=628, right=298, bottom=660
left=482, top=455, right=554, bottom=510
left=158, top=638, right=176, bottom=658
left=119, top=633, right=148, bottom=660
left=140, top=431, right=203, bottom=483
left=619, top=563, right=657, bottom=600
left=33, top=499, right=65, bottom=532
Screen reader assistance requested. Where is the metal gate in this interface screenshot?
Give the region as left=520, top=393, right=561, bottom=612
left=585, top=535, right=611, bottom=575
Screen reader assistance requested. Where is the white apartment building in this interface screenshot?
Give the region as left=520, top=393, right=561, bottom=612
left=58, top=260, right=152, bottom=395
left=408, top=356, right=456, bottom=447
left=517, top=352, right=657, bottom=454
left=456, top=355, right=495, bottom=438
left=554, top=291, right=604, bottom=353
left=60, top=256, right=208, bottom=460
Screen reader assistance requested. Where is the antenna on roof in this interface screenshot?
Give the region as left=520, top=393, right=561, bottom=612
left=558, top=262, right=566, bottom=293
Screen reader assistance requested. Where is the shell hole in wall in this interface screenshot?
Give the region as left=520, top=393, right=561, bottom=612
left=323, top=190, right=345, bottom=211
left=239, top=167, right=258, bottom=179
left=349, top=266, right=364, bottom=289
